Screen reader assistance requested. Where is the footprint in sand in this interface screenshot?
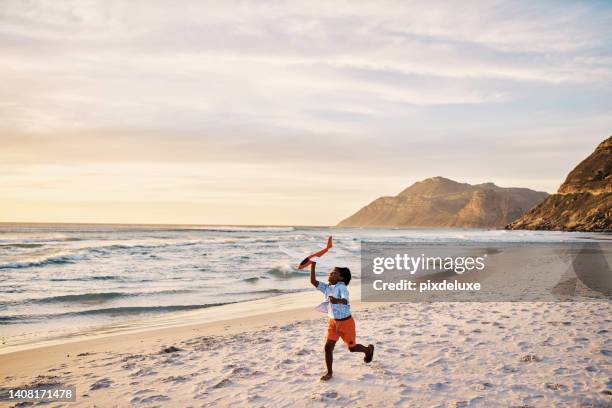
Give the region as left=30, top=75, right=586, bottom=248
left=133, top=388, right=155, bottom=395
left=477, top=382, right=494, bottom=390
left=90, top=378, right=112, bottom=390
left=162, top=375, right=191, bottom=384
left=320, top=390, right=338, bottom=399
left=232, top=366, right=262, bottom=378
left=211, top=378, right=233, bottom=389
left=428, top=382, right=449, bottom=391
left=400, top=385, right=413, bottom=395
left=131, top=394, right=170, bottom=404
left=545, top=382, right=568, bottom=391
left=130, top=367, right=157, bottom=377
left=121, top=354, right=146, bottom=363
left=247, top=393, right=262, bottom=402
left=520, top=354, right=542, bottom=363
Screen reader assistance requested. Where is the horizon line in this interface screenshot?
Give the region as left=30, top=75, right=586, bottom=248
left=0, top=221, right=334, bottom=228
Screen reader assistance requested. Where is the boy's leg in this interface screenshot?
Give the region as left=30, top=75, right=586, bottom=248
left=349, top=344, right=368, bottom=353
left=321, top=339, right=336, bottom=381
left=341, top=318, right=374, bottom=363
left=349, top=343, right=375, bottom=363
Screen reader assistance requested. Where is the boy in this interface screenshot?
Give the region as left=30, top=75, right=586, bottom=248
left=310, top=262, right=374, bottom=381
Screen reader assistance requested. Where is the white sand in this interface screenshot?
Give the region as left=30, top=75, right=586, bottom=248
left=1, top=301, right=610, bottom=407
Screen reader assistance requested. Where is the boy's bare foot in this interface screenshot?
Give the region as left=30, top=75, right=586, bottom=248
left=320, top=372, right=333, bottom=381
left=364, top=344, right=374, bottom=363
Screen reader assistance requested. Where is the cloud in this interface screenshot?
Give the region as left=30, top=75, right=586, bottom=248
left=0, top=0, right=611, bottom=223
left=1, top=0, right=611, bottom=133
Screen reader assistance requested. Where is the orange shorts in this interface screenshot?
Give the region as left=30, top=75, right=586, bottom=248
left=326, top=316, right=356, bottom=348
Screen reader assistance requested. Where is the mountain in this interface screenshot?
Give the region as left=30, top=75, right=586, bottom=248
left=507, top=136, right=612, bottom=232
left=337, top=177, right=548, bottom=228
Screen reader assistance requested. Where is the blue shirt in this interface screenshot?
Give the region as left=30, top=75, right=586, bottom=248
left=317, top=281, right=351, bottom=319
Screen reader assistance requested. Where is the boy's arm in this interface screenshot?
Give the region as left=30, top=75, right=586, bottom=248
left=310, top=262, right=319, bottom=287
left=329, top=285, right=348, bottom=304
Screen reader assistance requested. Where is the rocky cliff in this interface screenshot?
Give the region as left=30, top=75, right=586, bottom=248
left=507, top=136, right=612, bottom=232
left=337, top=177, right=548, bottom=228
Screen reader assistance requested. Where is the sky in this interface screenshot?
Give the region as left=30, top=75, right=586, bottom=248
left=1, top=0, right=612, bottom=226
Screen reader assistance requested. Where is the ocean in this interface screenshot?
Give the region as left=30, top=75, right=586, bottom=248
left=0, top=223, right=605, bottom=349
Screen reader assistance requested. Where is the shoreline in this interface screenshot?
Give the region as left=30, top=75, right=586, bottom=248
left=1, top=285, right=364, bottom=356
left=0, top=301, right=361, bottom=380
left=0, top=290, right=381, bottom=383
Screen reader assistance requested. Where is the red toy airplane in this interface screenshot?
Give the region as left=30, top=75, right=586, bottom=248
left=298, top=236, right=333, bottom=269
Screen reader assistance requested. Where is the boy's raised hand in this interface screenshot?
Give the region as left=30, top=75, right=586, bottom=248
left=310, top=261, right=319, bottom=287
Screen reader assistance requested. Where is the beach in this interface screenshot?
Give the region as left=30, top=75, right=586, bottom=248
left=1, top=297, right=610, bottom=407
left=1, top=225, right=611, bottom=406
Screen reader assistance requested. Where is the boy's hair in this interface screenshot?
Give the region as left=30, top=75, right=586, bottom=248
left=335, top=267, right=352, bottom=285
